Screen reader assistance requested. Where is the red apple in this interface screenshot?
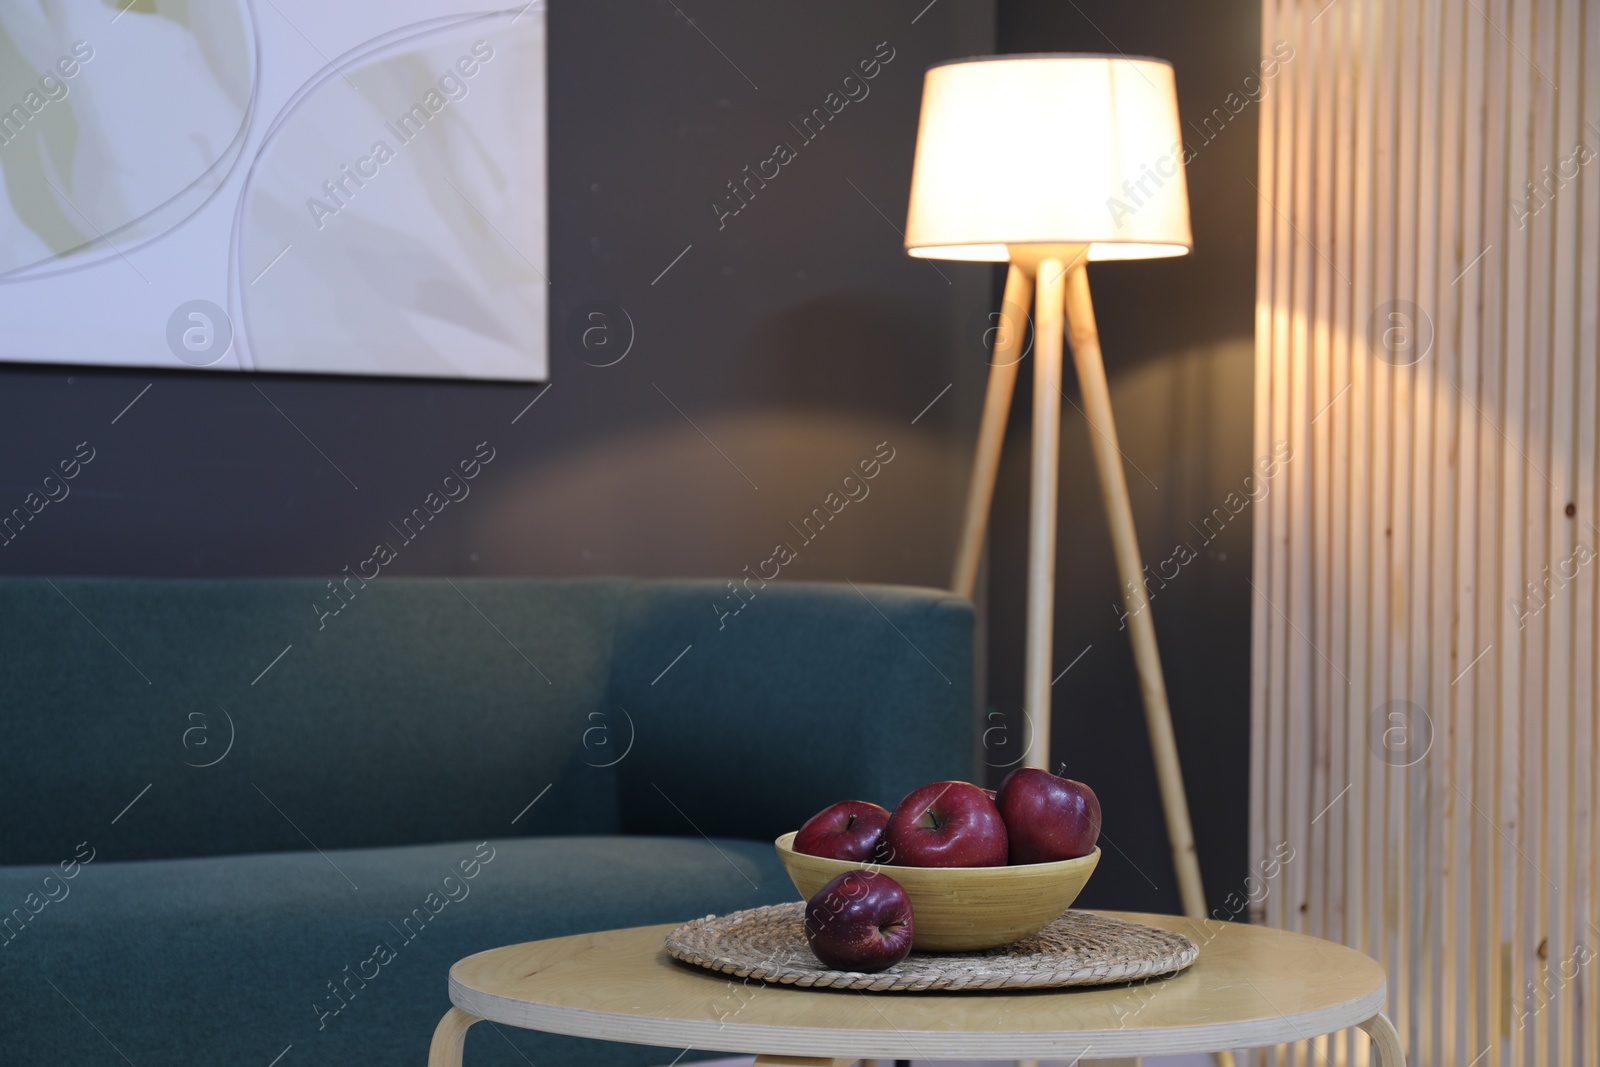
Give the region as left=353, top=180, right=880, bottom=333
left=883, top=781, right=1008, bottom=867
left=996, top=767, right=1102, bottom=863
left=803, top=870, right=914, bottom=972
left=793, top=800, right=891, bottom=862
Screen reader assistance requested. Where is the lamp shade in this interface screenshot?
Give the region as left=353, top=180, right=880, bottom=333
left=904, top=54, right=1192, bottom=262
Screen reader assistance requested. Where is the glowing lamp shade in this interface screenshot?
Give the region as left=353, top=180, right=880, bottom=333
left=904, top=54, right=1192, bottom=262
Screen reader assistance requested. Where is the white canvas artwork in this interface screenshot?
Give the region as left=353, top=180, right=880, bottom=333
left=0, top=0, right=548, bottom=381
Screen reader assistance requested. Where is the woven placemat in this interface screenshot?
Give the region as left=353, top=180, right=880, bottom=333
left=664, top=903, right=1198, bottom=992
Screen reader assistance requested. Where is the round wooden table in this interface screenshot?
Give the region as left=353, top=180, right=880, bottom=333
left=429, top=911, right=1405, bottom=1065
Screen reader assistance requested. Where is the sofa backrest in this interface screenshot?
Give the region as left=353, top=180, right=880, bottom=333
left=0, top=577, right=975, bottom=865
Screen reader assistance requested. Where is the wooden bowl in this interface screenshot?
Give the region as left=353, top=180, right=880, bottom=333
left=774, top=831, right=1100, bottom=951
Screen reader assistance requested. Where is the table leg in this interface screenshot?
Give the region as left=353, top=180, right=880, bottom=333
left=751, top=1056, right=854, bottom=1067
left=1357, top=1012, right=1406, bottom=1066
left=428, top=1007, right=482, bottom=1067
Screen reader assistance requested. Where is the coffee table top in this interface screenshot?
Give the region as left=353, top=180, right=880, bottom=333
left=448, top=911, right=1387, bottom=1060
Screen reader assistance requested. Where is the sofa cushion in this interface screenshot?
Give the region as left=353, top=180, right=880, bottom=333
left=0, top=577, right=628, bottom=865
left=0, top=835, right=793, bottom=1067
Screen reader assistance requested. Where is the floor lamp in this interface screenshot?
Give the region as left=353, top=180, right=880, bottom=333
left=906, top=56, right=1211, bottom=929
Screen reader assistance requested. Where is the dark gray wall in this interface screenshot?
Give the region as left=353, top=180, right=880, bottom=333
left=0, top=0, right=1263, bottom=917
left=0, top=0, right=993, bottom=588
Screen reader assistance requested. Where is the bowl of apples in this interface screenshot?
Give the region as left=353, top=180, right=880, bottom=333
left=778, top=768, right=1101, bottom=960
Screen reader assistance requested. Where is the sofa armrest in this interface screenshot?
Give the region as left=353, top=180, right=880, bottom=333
left=606, top=580, right=977, bottom=842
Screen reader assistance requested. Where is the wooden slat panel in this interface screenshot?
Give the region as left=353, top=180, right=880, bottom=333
left=1252, top=1, right=1600, bottom=1064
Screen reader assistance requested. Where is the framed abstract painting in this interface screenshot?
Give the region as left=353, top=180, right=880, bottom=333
left=0, top=0, right=547, bottom=380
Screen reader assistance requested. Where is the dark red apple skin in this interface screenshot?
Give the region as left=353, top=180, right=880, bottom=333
left=793, top=800, right=891, bottom=862
left=996, top=767, right=1102, bottom=863
left=883, top=781, right=1008, bottom=867
left=803, top=870, right=915, bottom=972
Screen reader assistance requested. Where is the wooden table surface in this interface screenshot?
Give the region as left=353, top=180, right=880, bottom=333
left=438, top=911, right=1396, bottom=1062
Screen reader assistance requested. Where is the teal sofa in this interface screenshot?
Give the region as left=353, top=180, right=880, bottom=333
left=0, top=577, right=975, bottom=1066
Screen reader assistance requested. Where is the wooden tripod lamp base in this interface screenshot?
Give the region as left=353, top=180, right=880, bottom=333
left=964, top=251, right=1207, bottom=923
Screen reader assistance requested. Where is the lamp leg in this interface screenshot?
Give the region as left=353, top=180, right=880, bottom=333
left=950, top=262, right=1034, bottom=599
left=1060, top=258, right=1207, bottom=921
left=1022, top=258, right=1067, bottom=770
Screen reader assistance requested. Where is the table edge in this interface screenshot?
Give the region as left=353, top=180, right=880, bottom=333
left=448, top=977, right=1387, bottom=1058
left=447, top=911, right=1391, bottom=1061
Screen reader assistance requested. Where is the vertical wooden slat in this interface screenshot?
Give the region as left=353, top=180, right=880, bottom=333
left=1326, top=0, right=1357, bottom=1057
left=1268, top=14, right=1295, bottom=1043
left=1425, top=0, right=1463, bottom=1059
left=1249, top=0, right=1278, bottom=940
left=1249, top=27, right=1282, bottom=1065
left=1502, top=4, right=1532, bottom=1067
left=1285, top=7, right=1317, bottom=1060
left=1286, top=0, right=1316, bottom=982
left=1308, top=0, right=1336, bottom=1031
left=1579, top=8, right=1600, bottom=1066
left=1315, top=0, right=1338, bottom=1044
left=1392, top=0, right=1425, bottom=1052
left=1255, top=1, right=1599, bottom=1065
left=1265, top=0, right=1295, bottom=958
left=1373, top=0, right=1402, bottom=1049
left=1440, top=0, right=1472, bottom=1062
left=1347, top=1, right=1380, bottom=1061
left=1411, top=0, right=1444, bottom=1060
left=1547, top=3, right=1581, bottom=1065
left=1525, top=0, right=1559, bottom=1061
left=1477, top=0, right=1511, bottom=1060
